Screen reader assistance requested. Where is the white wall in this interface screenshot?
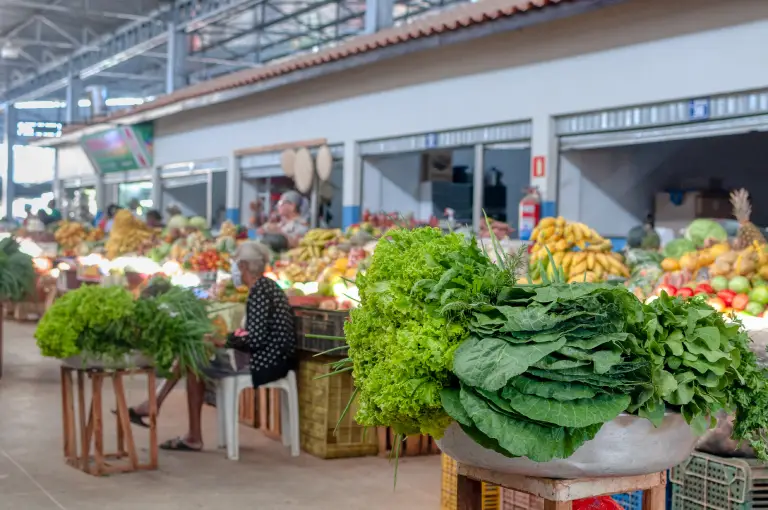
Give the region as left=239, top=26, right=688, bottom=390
left=154, top=0, right=768, bottom=168
left=57, top=145, right=95, bottom=179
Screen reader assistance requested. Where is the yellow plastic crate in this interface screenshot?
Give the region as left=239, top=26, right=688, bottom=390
left=441, top=454, right=501, bottom=510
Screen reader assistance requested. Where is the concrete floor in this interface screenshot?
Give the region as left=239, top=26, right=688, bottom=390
left=0, top=322, right=441, bottom=510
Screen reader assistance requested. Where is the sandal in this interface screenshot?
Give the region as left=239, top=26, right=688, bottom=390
left=112, top=408, right=150, bottom=429
left=160, top=437, right=202, bottom=452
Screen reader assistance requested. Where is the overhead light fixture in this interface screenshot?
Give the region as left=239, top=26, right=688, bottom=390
left=1, top=42, right=20, bottom=60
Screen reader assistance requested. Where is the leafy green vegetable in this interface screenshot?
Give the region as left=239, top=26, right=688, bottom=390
left=36, top=283, right=213, bottom=377
left=685, top=219, right=728, bottom=248
left=0, top=237, right=36, bottom=302
left=663, top=238, right=697, bottom=259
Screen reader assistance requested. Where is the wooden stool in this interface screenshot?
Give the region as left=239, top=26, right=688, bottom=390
left=60, top=365, right=159, bottom=476
left=456, top=464, right=667, bottom=510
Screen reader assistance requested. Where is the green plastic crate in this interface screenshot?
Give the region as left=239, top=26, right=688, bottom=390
left=670, top=452, right=768, bottom=510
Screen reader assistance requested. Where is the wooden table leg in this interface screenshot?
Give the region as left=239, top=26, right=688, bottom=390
left=76, top=371, right=89, bottom=470
left=642, top=484, right=666, bottom=510
left=91, top=373, right=105, bottom=475
left=457, top=473, right=483, bottom=510
left=112, top=372, right=139, bottom=469
left=61, top=367, right=77, bottom=460
left=147, top=370, right=158, bottom=469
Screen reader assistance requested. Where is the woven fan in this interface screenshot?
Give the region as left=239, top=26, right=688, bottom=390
left=315, top=145, right=333, bottom=182
left=280, top=149, right=296, bottom=177
left=293, top=147, right=314, bottom=194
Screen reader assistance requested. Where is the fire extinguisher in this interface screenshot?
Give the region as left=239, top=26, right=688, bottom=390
left=518, top=187, right=541, bottom=241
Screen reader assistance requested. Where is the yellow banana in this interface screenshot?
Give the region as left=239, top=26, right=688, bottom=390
left=538, top=217, right=556, bottom=229
left=573, top=252, right=587, bottom=265
left=587, top=252, right=596, bottom=271
left=570, top=261, right=587, bottom=276
left=595, top=253, right=609, bottom=270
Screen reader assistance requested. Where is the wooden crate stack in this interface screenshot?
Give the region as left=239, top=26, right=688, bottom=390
left=298, top=354, right=377, bottom=459
left=376, top=427, right=441, bottom=457
left=441, top=454, right=501, bottom=510
left=237, top=387, right=282, bottom=441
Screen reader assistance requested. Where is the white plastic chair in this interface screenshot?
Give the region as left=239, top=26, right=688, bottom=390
left=215, top=370, right=300, bottom=460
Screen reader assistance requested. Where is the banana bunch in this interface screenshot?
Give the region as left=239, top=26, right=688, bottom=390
left=105, top=210, right=153, bottom=259
left=55, top=221, right=86, bottom=250
left=290, top=229, right=343, bottom=262
left=530, top=217, right=613, bottom=253
left=528, top=217, right=630, bottom=283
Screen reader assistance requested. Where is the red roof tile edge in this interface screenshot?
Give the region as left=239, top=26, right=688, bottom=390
left=63, top=0, right=573, bottom=133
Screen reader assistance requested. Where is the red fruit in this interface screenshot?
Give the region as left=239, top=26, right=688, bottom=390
left=677, top=288, right=694, bottom=299
left=717, top=290, right=736, bottom=306
left=707, top=297, right=726, bottom=312
left=656, top=284, right=678, bottom=297
left=732, top=293, right=750, bottom=312
left=696, top=283, right=715, bottom=295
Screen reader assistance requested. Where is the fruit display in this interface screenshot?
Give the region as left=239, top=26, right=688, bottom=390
left=188, top=249, right=230, bottom=272
left=105, top=210, right=154, bottom=259
left=279, top=228, right=368, bottom=283
left=215, top=279, right=249, bottom=303
left=528, top=217, right=630, bottom=283
left=287, top=228, right=343, bottom=262
left=54, top=221, right=86, bottom=252
left=731, top=189, right=767, bottom=249
left=650, top=275, right=768, bottom=317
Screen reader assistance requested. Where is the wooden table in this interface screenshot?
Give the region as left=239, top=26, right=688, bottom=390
left=61, top=365, right=158, bottom=476
left=456, top=464, right=667, bottom=510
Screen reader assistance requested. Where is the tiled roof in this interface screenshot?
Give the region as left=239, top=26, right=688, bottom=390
left=65, top=0, right=578, bottom=132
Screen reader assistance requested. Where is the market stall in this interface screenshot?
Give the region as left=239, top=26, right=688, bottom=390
left=103, top=169, right=154, bottom=213
left=359, top=123, right=531, bottom=234
left=236, top=142, right=344, bottom=231
left=556, top=92, right=768, bottom=240
left=159, top=159, right=228, bottom=229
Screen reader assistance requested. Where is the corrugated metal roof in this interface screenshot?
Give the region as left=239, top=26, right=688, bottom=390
left=63, top=0, right=580, bottom=133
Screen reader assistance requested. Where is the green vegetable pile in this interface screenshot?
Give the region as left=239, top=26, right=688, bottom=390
left=338, top=226, right=768, bottom=462
left=35, top=281, right=214, bottom=376
left=0, top=237, right=36, bottom=302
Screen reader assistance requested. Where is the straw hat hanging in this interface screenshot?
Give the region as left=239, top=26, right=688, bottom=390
left=315, top=145, right=333, bottom=182
left=280, top=149, right=296, bottom=177
left=293, top=147, right=314, bottom=194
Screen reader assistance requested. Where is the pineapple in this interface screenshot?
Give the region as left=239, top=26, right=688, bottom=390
left=731, top=188, right=767, bottom=249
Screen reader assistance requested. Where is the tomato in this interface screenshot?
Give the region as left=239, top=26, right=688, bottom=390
left=717, top=290, right=736, bottom=306
left=696, top=283, right=715, bottom=295
left=732, top=293, right=750, bottom=311
left=677, top=288, right=694, bottom=299
left=656, top=284, right=678, bottom=297
left=707, top=297, right=726, bottom=312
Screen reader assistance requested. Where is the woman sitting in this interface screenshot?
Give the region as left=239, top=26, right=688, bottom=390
left=158, top=242, right=297, bottom=451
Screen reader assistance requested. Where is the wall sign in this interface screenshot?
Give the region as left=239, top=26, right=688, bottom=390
left=532, top=155, right=546, bottom=178
left=688, top=98, right=710, bottom=121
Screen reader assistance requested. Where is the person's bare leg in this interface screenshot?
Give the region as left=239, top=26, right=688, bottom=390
left=182, top=371, right=206, bottom=447
left=132, top=361, right=181, bottom=415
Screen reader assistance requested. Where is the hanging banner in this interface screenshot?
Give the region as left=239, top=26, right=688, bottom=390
left=80, top=123, right=154, bottom=174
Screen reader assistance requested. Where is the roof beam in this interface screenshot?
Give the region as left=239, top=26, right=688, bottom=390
left=0, top=0, right=152, bottom=21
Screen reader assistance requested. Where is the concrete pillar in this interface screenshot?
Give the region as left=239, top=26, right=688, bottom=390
left=530, top=114, right=558, bottom=218
left=472, top=144, right=484, bottom=232
left=151, top=165, right=162, bottom=213
left=364, top=0, right=393, bottom=34
left=64, top=75, right=83, bottom=125
left=166, top=21, right=188, bottom=94
left=53, top=148, right=63, bottom=209
left=2, top=104, right=16, bottom=220
left=342, top=141, right=361, bottom=228
left=225, top=155, right=241, bottom=223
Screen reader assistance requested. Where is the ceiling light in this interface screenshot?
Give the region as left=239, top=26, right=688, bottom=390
left=1, top=43, right=20, bottom=60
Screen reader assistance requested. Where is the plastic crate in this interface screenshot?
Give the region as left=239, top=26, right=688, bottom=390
left=611, top=491, right=643, bottom=510
left=442, top=454, right=501, bottom=510
left=501, top=488, right=544, bottom=510
left=297, top=354, right=377, bottom=459
left=293, top=307, right=349, bottom=356
left=670, top=451, right=768, bottom=510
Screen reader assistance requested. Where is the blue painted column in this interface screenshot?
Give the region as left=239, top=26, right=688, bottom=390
left=225, top=155, right=241, bottom=223
left=342, top=141, right=361, bottom=228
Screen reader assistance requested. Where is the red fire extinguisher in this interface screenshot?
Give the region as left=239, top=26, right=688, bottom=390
left=519, top=187, right=541, bottom=241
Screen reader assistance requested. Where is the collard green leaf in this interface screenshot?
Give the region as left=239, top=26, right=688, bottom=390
left=441, top=388, right=472, bottom=427
left=510, top=375, right=597, bottom=401
left=532, top=357, right=591, bottom=371
left=501, top=386, right=630, bottom=428
left=695, top=326, right=721, bottom=352
left=557, top=346, right=623, bottom=375
left=453, top=336, right=566, bottom=392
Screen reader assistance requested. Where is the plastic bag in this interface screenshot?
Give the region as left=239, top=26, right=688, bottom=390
left=574, top=496, right=624, bottom=510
